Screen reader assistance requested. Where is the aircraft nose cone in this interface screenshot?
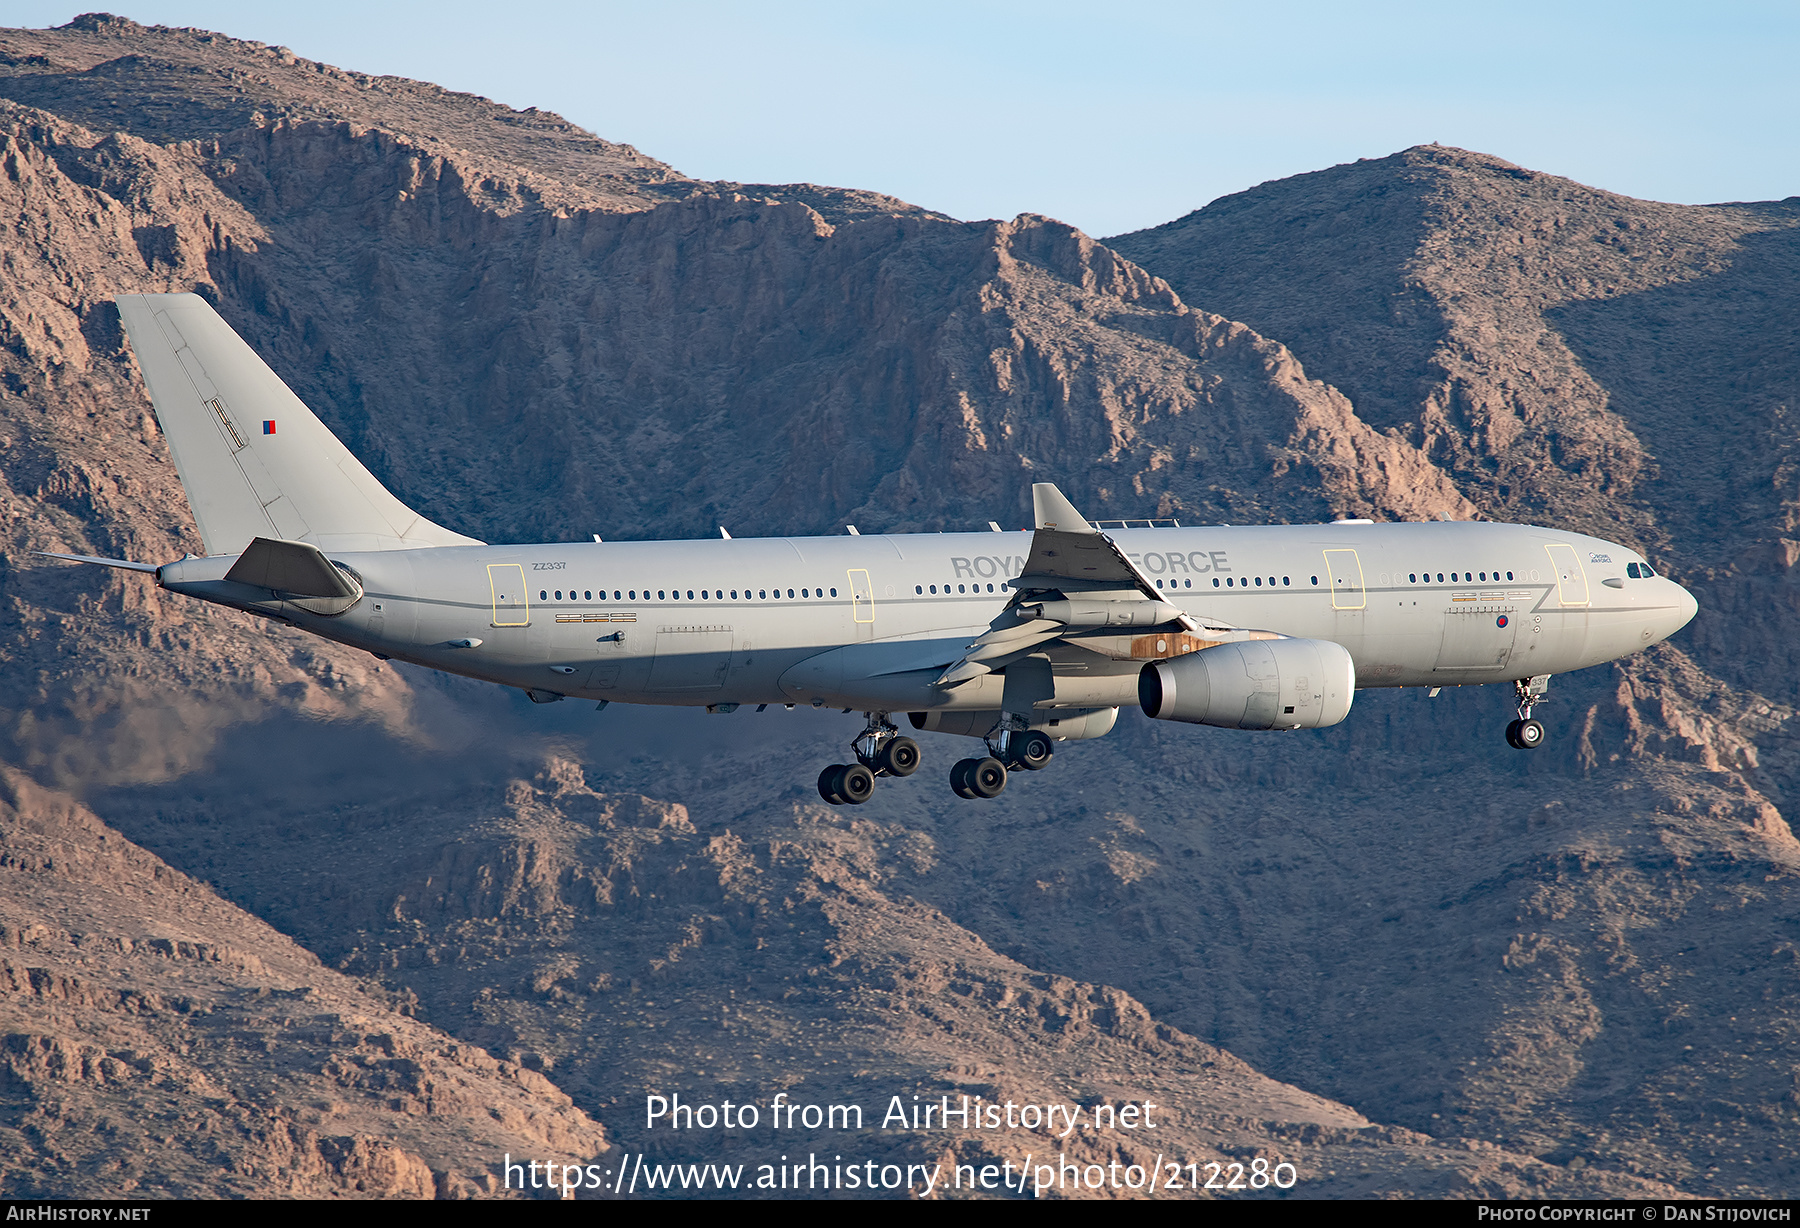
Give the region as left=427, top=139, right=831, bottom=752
left=1653, top=579, right=1699, bottom=643
left=1674, top=581, right=1699, bottom=632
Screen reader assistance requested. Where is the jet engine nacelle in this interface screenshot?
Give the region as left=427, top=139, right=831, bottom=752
left=1138, top=638, right=1355, bottom=730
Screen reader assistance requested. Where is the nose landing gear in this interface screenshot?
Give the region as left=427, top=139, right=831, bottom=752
left=817, top=713, right=920, bottom=805
left=1506, top=675, right=1551, bottom=750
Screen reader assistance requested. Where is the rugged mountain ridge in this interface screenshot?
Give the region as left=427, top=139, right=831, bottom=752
left=0, top=767, right=608, bottom=1197
left=1108, top=145, right=1800, bottom=706
left=0, top=13, right=1796, bottom=1199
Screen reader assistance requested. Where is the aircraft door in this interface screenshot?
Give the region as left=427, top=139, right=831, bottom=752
left=1322, top=549, right=1365, bottom=609
left=1322, top=547, right=1365, bottom=653
left=487, top=563, right=529, bottom=627
left=1544, top=544, right=1590, bottom=606
left=847, top=569, right=874, bottom=641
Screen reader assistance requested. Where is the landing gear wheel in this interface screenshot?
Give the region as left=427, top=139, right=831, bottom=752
left=819, top=764, right=847, bottom=804
left=838, top=763, right=876, bottom=804
left=1514, top=718, right=1545, bottom=750
left=1011, top=731, right=1053, bottom=771
left=1505, top=719, right=1546, bottom=750
left=969, top=756, right=1009, bottom=799
left=876, top=735, right=921, bottom=778
left=950, top=758, right=977, bottom=799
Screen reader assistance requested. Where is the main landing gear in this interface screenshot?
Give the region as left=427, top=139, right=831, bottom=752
left=949, top=723, right=1054, bottom=801
left=818, top=713, right=920, bottom=805
left=1505, top=675, right=1551, bottom=750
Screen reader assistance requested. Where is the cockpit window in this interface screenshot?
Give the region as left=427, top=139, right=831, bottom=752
left=1627, top=563, right=1641, bottom=578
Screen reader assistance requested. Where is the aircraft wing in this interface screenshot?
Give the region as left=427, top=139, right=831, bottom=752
left=935, top=483, right=1193, bottom=688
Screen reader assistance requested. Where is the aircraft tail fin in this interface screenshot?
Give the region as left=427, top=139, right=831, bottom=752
left=115, top=293, right=482, bottom=556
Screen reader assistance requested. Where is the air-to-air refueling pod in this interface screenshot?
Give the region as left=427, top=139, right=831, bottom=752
left=1138, top=638, right=1356, bottom=731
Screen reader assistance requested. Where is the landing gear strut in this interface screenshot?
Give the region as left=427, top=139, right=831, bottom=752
left=1506, top=675, right=1551, bottom=750
left=817, top=712, right=920, bottom=805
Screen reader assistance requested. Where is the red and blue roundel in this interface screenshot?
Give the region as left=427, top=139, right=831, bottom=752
left=1497, top=615, right=1509, bottom=628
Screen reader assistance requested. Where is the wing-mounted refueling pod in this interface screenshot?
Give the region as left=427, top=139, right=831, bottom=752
left=1139, top=637, right=1355, bottom=731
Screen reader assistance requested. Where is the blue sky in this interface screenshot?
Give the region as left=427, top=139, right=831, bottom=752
left=9, top=2, right=1796, bottom=235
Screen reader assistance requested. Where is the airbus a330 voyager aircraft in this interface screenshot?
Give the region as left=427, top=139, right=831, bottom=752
left=44, top=294, right=1699, bottom=803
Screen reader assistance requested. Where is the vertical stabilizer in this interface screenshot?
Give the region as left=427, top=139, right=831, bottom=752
left=116, top=293, right=482, bottom=556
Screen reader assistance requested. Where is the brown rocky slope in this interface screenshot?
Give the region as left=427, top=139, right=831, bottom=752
left=0, top=766, right=609, bottom=1197
left=1108, top=145, right=1800, bottom=708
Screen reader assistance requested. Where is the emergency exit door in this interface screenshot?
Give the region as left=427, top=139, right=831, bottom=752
left=1543, top=544, right=1590, bottom=606
left=847, top=568, right=874, bottom=642
left=1322, top=549, right=1366, bottom=610
left=487, top=563, right=529, bottom=626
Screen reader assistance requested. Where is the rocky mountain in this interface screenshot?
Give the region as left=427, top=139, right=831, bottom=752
left=1, top=12, right=1796, bottom=1200
left=1108, top=145, right=1800, bottom=706
left=0, top=766, right=608, bottom=1197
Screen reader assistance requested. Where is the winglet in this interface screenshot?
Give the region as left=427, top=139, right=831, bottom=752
left=1032, top=483, right=1095, bottom=533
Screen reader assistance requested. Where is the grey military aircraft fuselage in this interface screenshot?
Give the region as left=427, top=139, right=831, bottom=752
left=45, top=293, right=1699, bottom=805
left=157, top=520, right=1694, bottom=715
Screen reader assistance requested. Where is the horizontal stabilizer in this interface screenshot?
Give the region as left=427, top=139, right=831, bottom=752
left=36, top=551, right=160, bottom=573
left=225, top=537, right=359, bottom=598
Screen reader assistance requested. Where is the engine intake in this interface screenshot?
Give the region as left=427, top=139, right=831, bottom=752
left=1138, top=638, right=1355, bottom=730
